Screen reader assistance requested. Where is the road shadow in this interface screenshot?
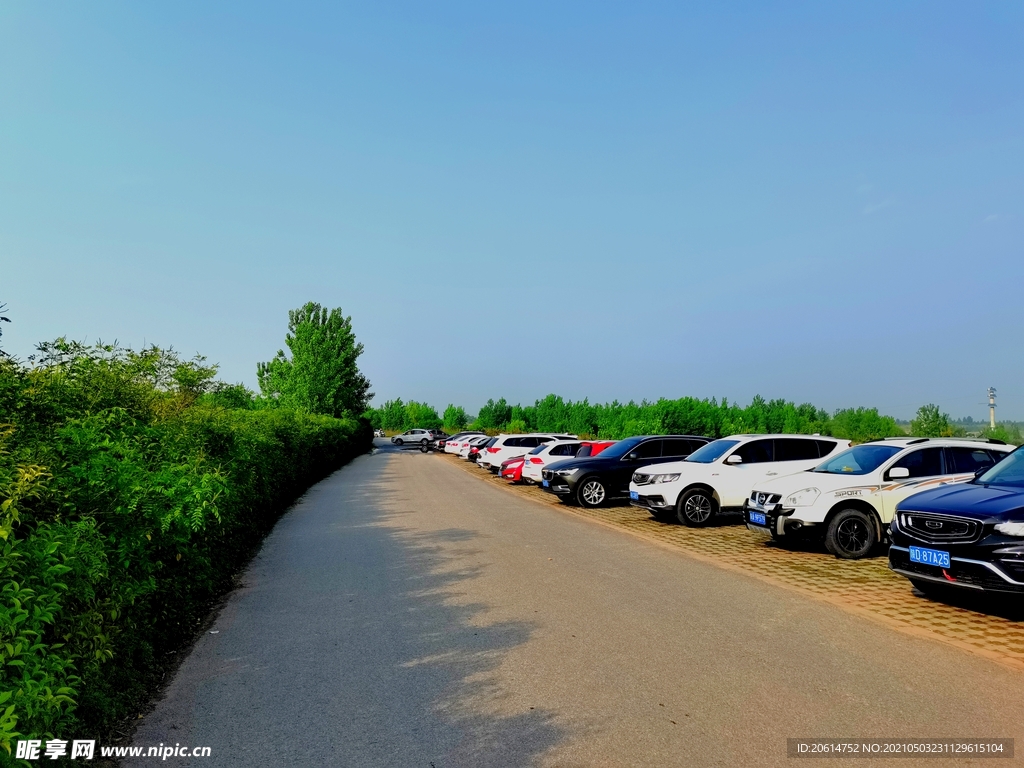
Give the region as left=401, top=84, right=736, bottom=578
left=125, top=454, right=563, bottom=768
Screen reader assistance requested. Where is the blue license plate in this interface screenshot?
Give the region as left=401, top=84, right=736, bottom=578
left=909, top=546, right=950, bottom=569
left=542, top=479, right=549, bottom=487
left=629, top=491, right=639, bottom=500
left=749, top=511, right=767, bottom=526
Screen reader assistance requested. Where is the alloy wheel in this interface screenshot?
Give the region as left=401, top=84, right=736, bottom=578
left=684, top=494, right=712, bottom=524
left=581, top=480, right=606, bottom=506
left=836, top=517, right=870, bottom=554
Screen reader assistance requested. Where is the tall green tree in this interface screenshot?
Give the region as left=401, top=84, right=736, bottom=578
left=910, top=404, right=962, bottom=437
left=0, top=302, right=10, bottom=357
left=257, top=302, right=372, bottom=417
left=443, top=404, right=469, bottom=431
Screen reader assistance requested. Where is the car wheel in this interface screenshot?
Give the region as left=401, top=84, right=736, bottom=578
left=677, top=488, right=717, bottom=527
left=420, top=438, right=428, bottom=445
left=576, top=478, right=607, bottom=508
left=825, top=508, right=876, bottom=559
left=395, top=438, right=404, bottom=446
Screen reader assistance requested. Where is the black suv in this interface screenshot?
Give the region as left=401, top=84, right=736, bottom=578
left=890, top=446, right=1024, bottom=598
left=541, top=435, right=709, bottom=508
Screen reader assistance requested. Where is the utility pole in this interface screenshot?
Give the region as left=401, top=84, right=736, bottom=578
left=988, top=387, right=997, bottom=429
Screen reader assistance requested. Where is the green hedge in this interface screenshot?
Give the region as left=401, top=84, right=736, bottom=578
left=0, top=345, right=371, bottom=755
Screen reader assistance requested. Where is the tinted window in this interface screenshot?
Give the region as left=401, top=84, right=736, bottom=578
left=537, top=436, right=555, bottom=443
left=503, top=437, right=521, bottom=447
left=663, top=439, right=695, bottom=458
left=735, top=439, right=774, bottom=464
left=890, top=447, right=944, bottom=478
left=814, top=440, right=839, bottom=457
left=947, top=447, right=999, bottom=474
left=551, top=443, right=579, bottom=456
left=631, top=440, right=663, bottom=460
left=516, top=438, right=537, bottom=448
left=773, top=439, right=820, bottom=462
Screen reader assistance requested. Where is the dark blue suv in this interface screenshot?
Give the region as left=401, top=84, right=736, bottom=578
left=889, top=446, right=1024, bottom=597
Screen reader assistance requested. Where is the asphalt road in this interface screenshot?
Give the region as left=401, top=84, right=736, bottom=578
left=126, top=440, right=1024, bottom=767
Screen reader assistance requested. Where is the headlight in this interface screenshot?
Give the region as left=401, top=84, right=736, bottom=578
left=784, top=488, right=820, bottom=507
left=555, top=468, right=579, bottom=477
left=995, top=521, right=1024, bottom=537
left=650, top=474, right=681, bottom=484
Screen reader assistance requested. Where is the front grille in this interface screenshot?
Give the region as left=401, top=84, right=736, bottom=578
left=633, top=473, right=650, bottom=485
left=898, top=512, right=982, bottom=545
left=749, top=492, right=781, bottom=506
left=890, top=549, right=1021, bottom=592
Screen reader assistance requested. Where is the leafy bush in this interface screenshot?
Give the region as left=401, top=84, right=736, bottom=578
left=0, top=341, right=370, bottom=755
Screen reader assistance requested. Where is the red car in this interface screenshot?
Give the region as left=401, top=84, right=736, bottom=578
left=499, top=456, right=526, bottom=482
left=579, top=440, right=616, bottom=457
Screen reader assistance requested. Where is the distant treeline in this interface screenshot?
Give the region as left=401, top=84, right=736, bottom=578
left=368, top=394, right=915, bottom=443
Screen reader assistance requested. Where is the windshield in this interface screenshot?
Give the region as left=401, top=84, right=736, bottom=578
left=976, top=448, right=1024, bottom=487
left=591, top=437, right=640, bottom=460
left=685, top=440, right=739, bottom=464
left=528, top=445, right=546, bottom=455
left=813, top=445, right=902, bottom=475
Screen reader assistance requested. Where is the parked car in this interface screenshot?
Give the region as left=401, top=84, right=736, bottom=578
left=541, top=435, right=709, bottom=508
left=500, top=456, right=526, bottom=482
left=521, top=440, right=584, bottom=484
left=469, top=437, right=498, bottom=463
left=444, top=431, right=486, bottom=454
left=630, top=435, right=849, bottom=526
left=743, top=437, right=1012, bottom=559
left=459, top=435, right=491, bottom=459
left=392, top=428, right=436, bottom=446
left=373, top=428, right=386, bottom=438
left=889, top=446, right=1024, bottom=597
left=477, top=434, right=577, bottom=473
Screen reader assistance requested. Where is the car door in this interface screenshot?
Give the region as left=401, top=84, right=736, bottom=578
left=880, top=447, right=945, bottom=519
left=614, top=439, right=664, bottom=494
left=719, top=438, right=776, bottom=506
left=945, top=446, right=1001, bottom=477
left=723, top=437, right=822, bottom=508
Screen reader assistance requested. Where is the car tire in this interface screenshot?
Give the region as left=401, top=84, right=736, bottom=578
left=420, top=438, right=428, bottom=445
left=824, top=508, right=876, bottom=559
left=677, top=488, right=717, bottom=527
left=394, top=438, right=404, bottom=446
left=576, top=477, right=607, bottom=508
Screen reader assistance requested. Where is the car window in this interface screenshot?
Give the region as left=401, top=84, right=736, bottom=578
left=685, top=439, right=739, bottom=463
left=773, top=439, right=820, bottom=462
left=550, top=443, right=578, bottom=456
left=662, top=439, right=694, bottom=458
left=631, top=440, right=663, bottom=460
left=503, top=437, right=521, bottom=447
left=537, top=436, right=555, bottom=443
left=814, top=440, right=839, bottom=457
left=518, top=437, right=539, bottom=448
left=947, top=447, right=999, bottom=474
left=889, top=447, right=944, bottom=478
left=735, top=439, right=774, bottom=464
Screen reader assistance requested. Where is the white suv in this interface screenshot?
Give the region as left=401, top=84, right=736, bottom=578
left=743, top=437, right=1013, bottom=559
left=629, top=435, right=850, bottom=526
left=478, top=434, right=577, bottom=472
left=521, top=440, right=583, bottom=484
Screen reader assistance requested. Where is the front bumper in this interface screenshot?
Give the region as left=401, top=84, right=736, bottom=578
left=889, top=531, right=1024, bottom=594
left=742, top=501, right=817, bottom=538
left=630, top=492, right=670, bottom=510
left=539, top=471, right=575, bottom=495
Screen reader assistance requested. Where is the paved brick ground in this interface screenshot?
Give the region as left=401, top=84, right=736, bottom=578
left=444, top=454, right=1024, bottom=671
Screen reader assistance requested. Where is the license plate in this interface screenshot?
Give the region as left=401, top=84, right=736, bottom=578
left=629, top=491, right=639, bottom=501
left=749, top=511, right=767, bottom=526
left=909, top=546, right=950, bottom=569
left=542, top=479, right=549, bottom=487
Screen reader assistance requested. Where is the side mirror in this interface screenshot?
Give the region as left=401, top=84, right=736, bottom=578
left=888, top=467, right=910, bottom=479
left=725, top=454, right=743, bottom=465
left=627, top=452, right=639, bottom=461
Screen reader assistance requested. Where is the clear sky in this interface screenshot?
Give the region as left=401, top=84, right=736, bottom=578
left=1, top=2, right=1022, bottom=420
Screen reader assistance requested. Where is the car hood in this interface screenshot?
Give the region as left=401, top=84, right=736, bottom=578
left=898, top=483, right=1024, bottom=520
left=545, top=457, right=617, bottom=473
left=754, top=469, right=877, bottom=495
left=634, top=460, right=706, bottom=478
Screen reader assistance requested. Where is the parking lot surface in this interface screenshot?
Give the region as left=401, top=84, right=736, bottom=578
left=443, top=452, right=1024, bottom=672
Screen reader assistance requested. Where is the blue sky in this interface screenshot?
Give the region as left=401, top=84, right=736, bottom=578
left=1, top=2, right=1022, bottom=419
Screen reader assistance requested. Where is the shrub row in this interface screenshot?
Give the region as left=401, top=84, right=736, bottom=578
left=0, top=344, right=371, bottom=754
